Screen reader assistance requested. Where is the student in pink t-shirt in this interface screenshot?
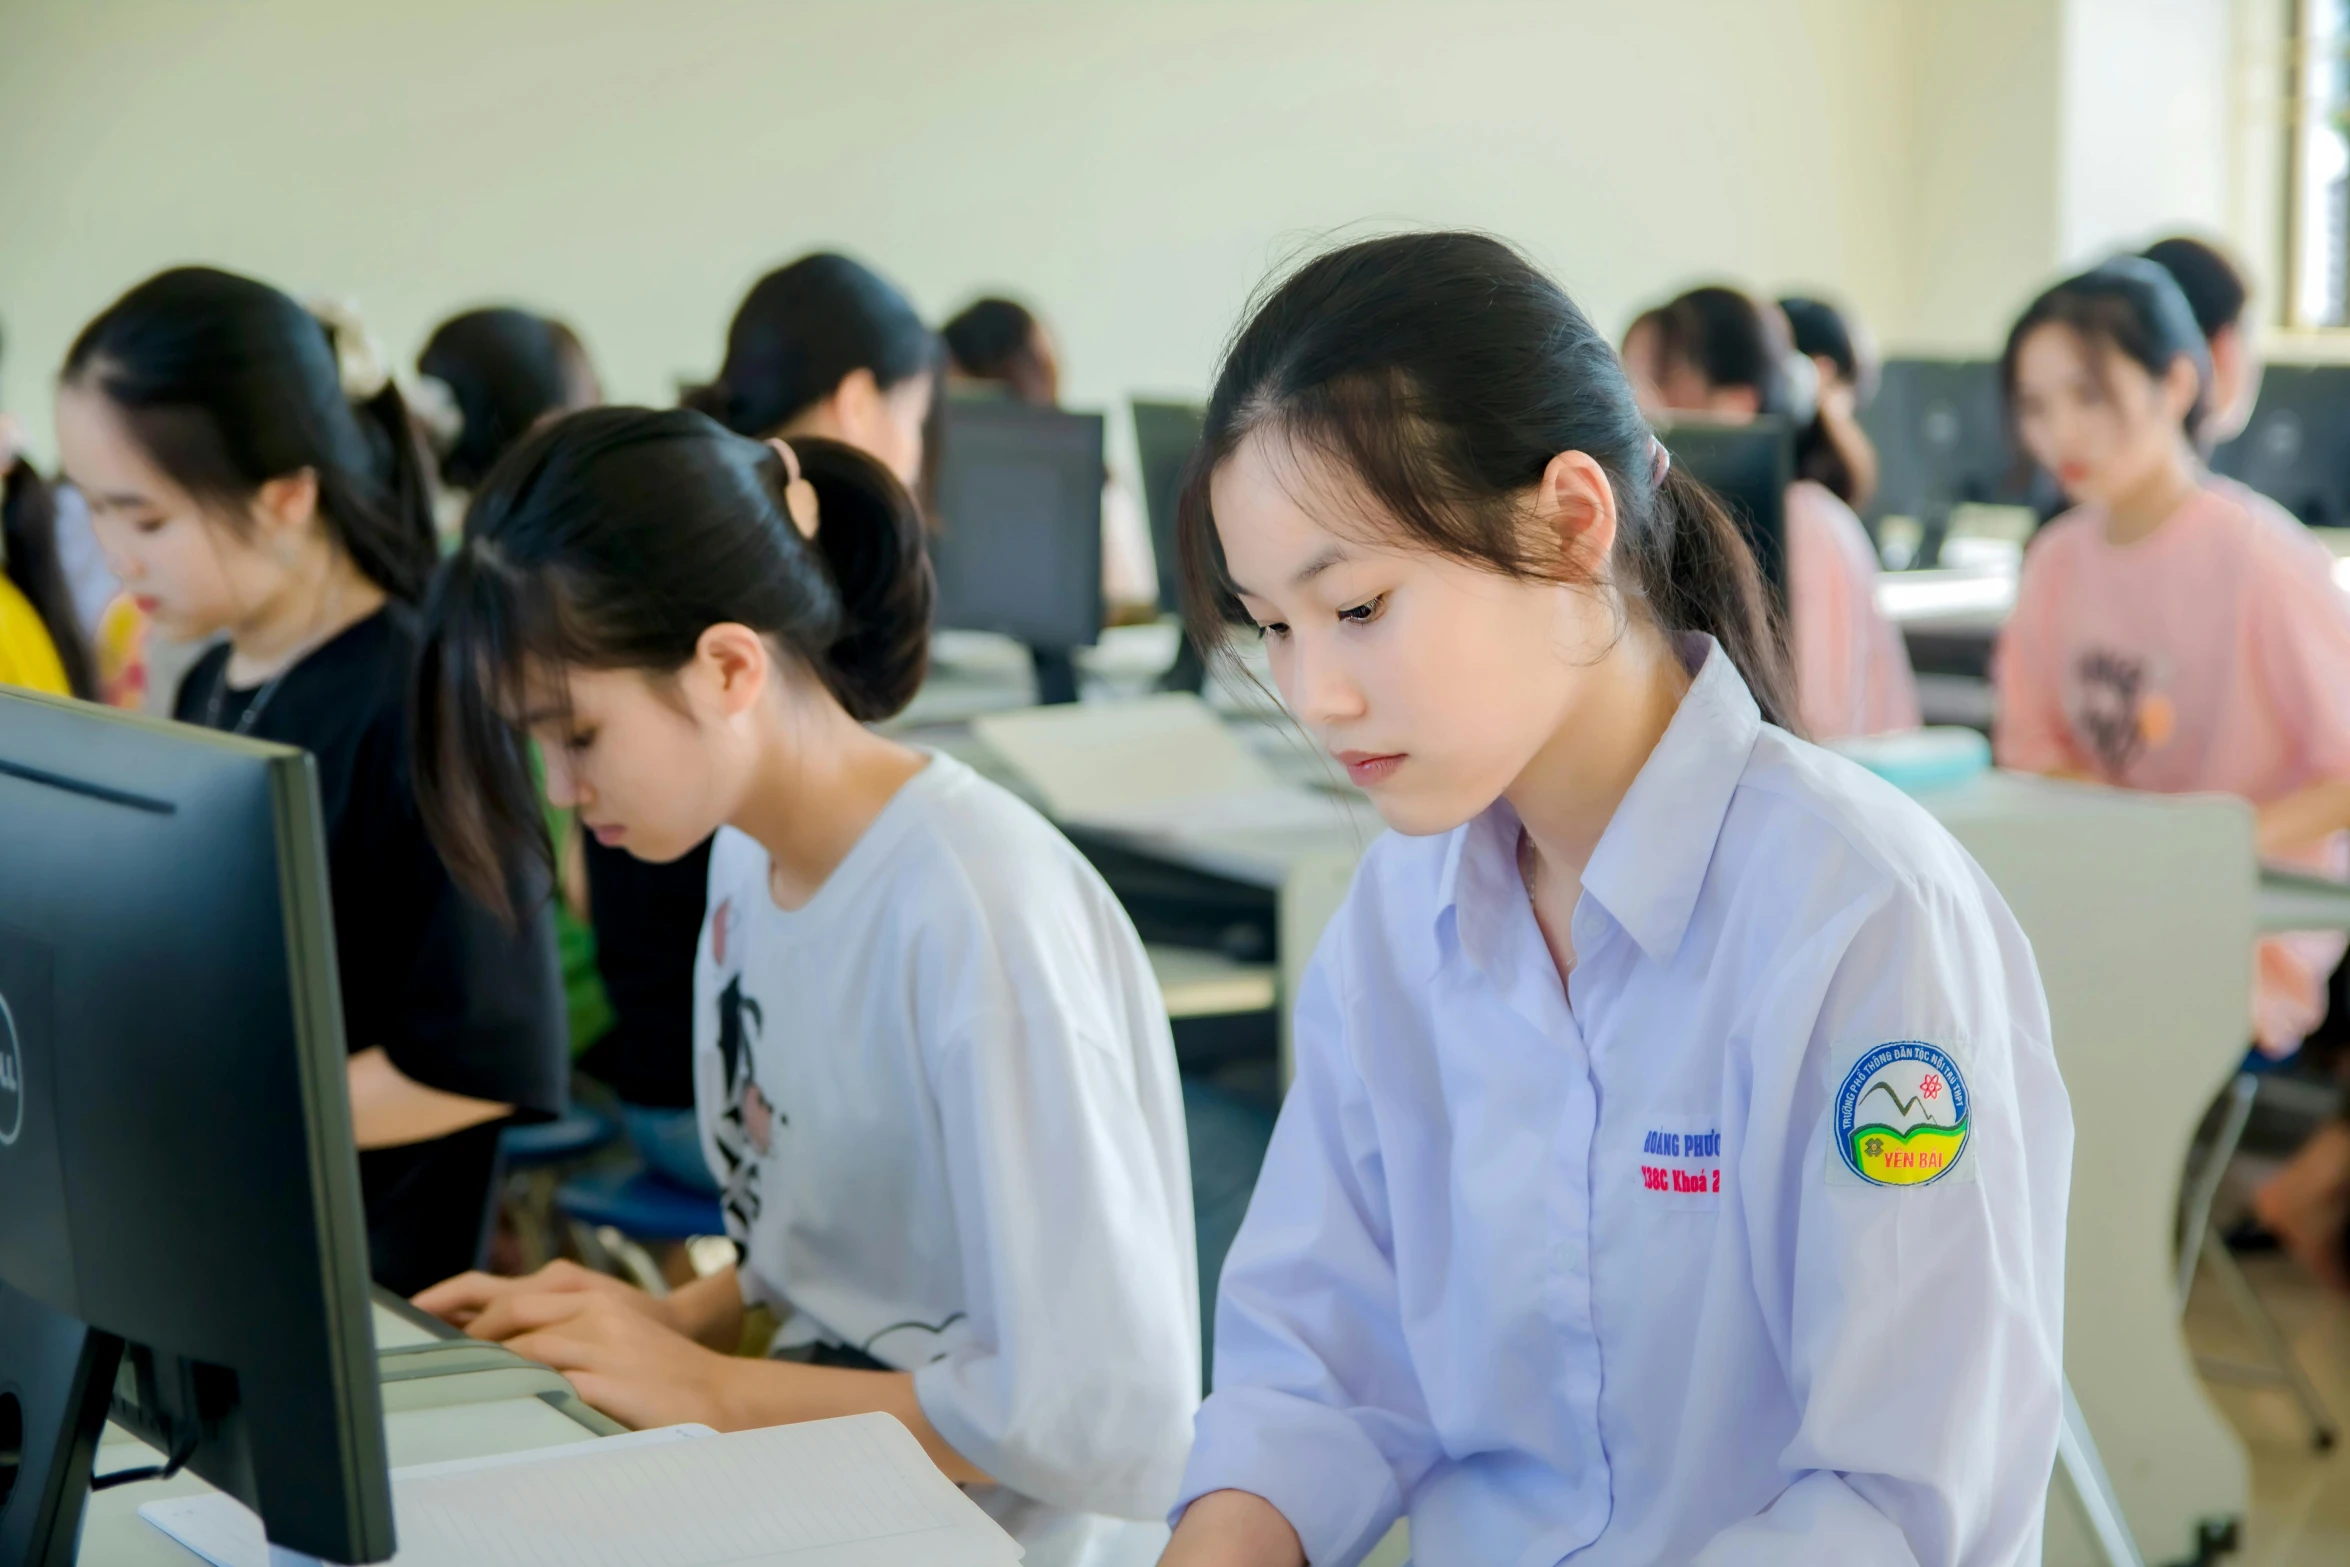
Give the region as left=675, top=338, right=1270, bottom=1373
left=1623, top=287, right=1920, bottom=740
left=1995, top=256, right=2350, bottom=1056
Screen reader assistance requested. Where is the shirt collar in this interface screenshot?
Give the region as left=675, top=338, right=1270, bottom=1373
left=1433, top=634, right=1761, bottom=969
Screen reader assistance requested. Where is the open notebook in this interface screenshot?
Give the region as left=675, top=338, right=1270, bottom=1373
left=141, top=1414, right=1022, bottom=1566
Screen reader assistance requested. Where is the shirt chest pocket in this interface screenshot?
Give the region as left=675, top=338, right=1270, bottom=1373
left=1623, top=1106, right=1727, bottom=1215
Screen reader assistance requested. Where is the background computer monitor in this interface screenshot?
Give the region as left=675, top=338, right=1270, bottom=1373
left=0, top=692, right=393, bottom=1564
left=1655, top=416, right=1793, bottom=617
left=1131, top=399, right=1211, bottom=694
left=929, top=398, right=1107, bottom=653
left=1131, top=399, right=1205, bottom=617
left=1861, top=358, right=2053, bottom=547
left=2210, top=363, right=2350, bottom=527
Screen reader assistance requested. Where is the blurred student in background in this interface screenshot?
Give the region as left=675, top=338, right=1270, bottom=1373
left=55, top=268, right=567, bottom=1293
left=416, top=305, right=617, bottom=1103
left=1779, top=293, right=1881, bottom=512
left=1994, top=257, right=2350, bottom=1286
left=1623, top=286, right=1919, bottom=740
left=1, top=324, right=98, bottom=698
left=2142, top=235, right=2262, bottom=448
left=416, top=306, right=603, bottom=542
left=578, top=254, right=941, bottom=1197
left=687, top=251, right=936, bottom=487
left=942, top=295, right=1159, bottom=620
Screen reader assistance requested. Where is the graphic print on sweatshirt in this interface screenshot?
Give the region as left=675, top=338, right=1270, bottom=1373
left=709, top=898, right=778, bottom=1251
left=2068, top=645, right=2176, bottom=778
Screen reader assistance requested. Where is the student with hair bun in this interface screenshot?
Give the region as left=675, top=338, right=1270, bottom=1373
left=54, top=267, right=568, bottom=1294
left=411, top=409, right=1197, bottom=1567
left=1778, top=292, right=1881, bottom=511
left=1163, top=232, right=2069, bottom=1567
left=2142, top=234, right=2262, bottom=447
left=1624, top=285, right=1919, bottom=740
left=687, top=251, right=937, bottom=487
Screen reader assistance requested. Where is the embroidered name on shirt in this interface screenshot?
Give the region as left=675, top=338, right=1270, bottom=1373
left=1638, top=1126, right=1723, bottom=1198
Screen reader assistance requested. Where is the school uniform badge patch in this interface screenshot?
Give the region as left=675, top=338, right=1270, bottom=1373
left=1830, top=1041, right=1972, bottom=1188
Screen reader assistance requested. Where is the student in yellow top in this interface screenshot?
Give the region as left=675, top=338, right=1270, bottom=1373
left=2, top=322, right=99, bottom=697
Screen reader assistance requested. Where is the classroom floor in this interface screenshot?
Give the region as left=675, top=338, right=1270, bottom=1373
left=2183, top=1249, right=2350, bottom=1565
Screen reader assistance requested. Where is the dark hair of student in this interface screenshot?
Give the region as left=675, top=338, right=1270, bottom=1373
left=1648, top=285, right=1866, bottom=509
left=683, top=252, right=938, bottom=438
left=1, top=322, right=99, bottom=699
left=2000, top=256, right=2212, bottom=441
left=2140, top=235, right=2250, bottom=341
left=1778, top=294, right=1862, bottom=389
left=1178, top=232, right=1798, bottom=732
left=413, top=407, right=934, bottom=913
left=942, top=296, right=1056, bottom=406
left=418, top=308, right=595, bottom=491
left=62, top=267, right=437, bottom=602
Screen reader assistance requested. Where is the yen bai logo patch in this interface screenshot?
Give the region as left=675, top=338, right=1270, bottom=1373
left=1835, top=1041, right=1968, bottom=1188
left=0, top=986, right=22, bottom=1147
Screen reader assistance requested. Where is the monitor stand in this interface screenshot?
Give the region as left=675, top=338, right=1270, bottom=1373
left=1029, top=645, right=1081, bottom=706
left=0, top=1282, right=122, bottom=1567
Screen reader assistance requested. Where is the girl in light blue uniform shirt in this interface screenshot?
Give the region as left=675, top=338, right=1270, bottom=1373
left=1159, top=234, right=2073, bottom=1567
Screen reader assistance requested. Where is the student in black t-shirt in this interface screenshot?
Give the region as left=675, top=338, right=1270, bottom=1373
left=54, top=267, right=567, bottom=1295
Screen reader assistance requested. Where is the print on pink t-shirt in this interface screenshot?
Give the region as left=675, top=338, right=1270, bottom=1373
left=1993, top=481, right=2350, bottom=1052
left=1785, top=479, right=1921, bottom=741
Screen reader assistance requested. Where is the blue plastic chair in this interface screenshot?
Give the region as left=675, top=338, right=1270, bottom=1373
left=501, top=1105, right=617, bottom=1168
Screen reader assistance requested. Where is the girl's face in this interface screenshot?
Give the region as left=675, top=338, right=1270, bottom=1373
left=1213, top=431, right=1620, bottom=836
left=2010, top=324, right=2198, bottom=505
left=826, top=368, right=934, bottom=490
left=55, top=381, right=296, bottom=641
left=527, top=657, right=756, bottom=866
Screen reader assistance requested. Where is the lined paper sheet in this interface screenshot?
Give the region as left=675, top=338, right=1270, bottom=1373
left=142, top=1415, right=1022, bottom=1567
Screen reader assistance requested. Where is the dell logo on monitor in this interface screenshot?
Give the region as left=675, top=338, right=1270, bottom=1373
left=0, top=988, right=22, bottom=1146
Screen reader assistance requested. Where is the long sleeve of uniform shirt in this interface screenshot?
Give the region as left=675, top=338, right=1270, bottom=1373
left=1176, top=635, right=2073, bottom=1567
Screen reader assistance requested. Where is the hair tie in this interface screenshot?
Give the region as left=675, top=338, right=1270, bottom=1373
left=305, top=295, right=391, bottom=402
left=767, top=437, right=821, bottom=540
left=407, top=374, right=465, bottom=453
left=1649, top=435, right=1672, bottom=488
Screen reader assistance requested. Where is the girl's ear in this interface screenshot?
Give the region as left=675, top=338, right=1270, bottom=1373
left=688, top=621, right=772, bottom=720
left=1532, top=450, right=1620, bottom=579
left=2160, top=354, right=2202, bottom=428
left=252, top=467, right=321, bottom=546
left=826, top=368, right=885, bottom=448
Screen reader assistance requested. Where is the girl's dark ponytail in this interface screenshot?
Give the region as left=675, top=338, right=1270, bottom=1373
left=787, top=437, right=932, bottom=720
left=339, top=378, right=439, bottom=600
left=1647, top=462, right=1796, bottom=730
left=1, top=458, right=99, bottom=700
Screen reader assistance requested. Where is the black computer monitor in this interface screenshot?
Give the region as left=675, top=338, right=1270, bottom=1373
left=1655, top=416, right=1793, bottom=616
left=1861, top=359, right=2052, bottom=545
left=2210, top=363, right=2350, bottom=527
left=930, top=398, right=1106, bottom=653
left=1131, top=399, right=1205, bottom=617
left=1131, top=399, right=1211, bottom=694
left=0, top=692, right=392, bottom=1564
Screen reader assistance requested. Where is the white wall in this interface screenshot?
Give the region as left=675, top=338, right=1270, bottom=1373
left=0, top=0, right=2273, bottom=464
left=2, top=0, right=1917, bottom=463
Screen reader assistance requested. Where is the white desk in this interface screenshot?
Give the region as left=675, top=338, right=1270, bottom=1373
left=76, top=1302, right=617, bottom=1565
